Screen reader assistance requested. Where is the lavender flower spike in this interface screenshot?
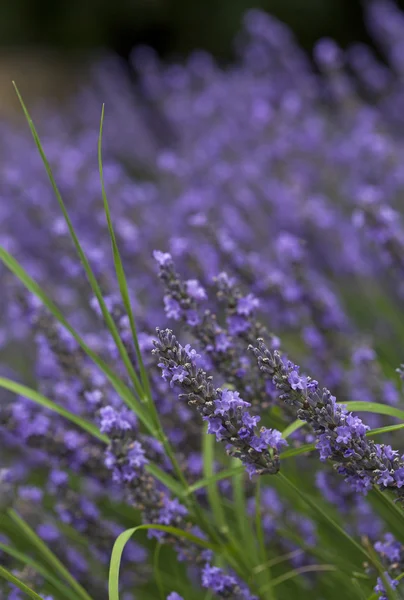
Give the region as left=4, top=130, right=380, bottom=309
left=153, top=329, right=286, bottom=477
left=250, top=339, right=404, bottom=499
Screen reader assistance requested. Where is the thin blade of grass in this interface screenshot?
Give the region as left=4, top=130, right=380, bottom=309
left=0, top=246, right=153, bottom=432
left=202, top=427, right=228, bottom=533
left=282, top=402, right=404, bottom=443
left=363, top=537, right=399, bottom=600
left=0, top=377, right=108, bottom=443
left=254, top=480, right=275, bottom=600
left=0, top=565, right=44, bottom=600
left=277, top=473, right=370, bottom=562
left=13, top=84, right=145, bottom=406
left=0, top=542, right=77, bottom=600
left=344, top=401, right=404, bottom=421
left=8, top=509, right=93, bottom=600
left=109, top=524, right=218, bottom=600
left=259, top=564, right=337, bottom=592
left=98, top=105, right=151, bottom=402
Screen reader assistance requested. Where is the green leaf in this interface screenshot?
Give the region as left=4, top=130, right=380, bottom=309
left=188, top=465, right=244, bottom=494
left=0, top=542, right=77, bottom=600
left=109, top=524, right=218, bottom=600
left=202, top=426, right=228, bottom=532
left=259, top=564, right=337, bottom=592
left=0, top=246, right=153, bottom=433
left=8, top=510, right=93, bottom=600
left=13, top=84, right=145, bottom=409
left=146, top=463, right=185, bottom=498
left=98, top=105, right=151, bottom=403
left=280, top=422, right=404, bottom=460
left=362, top=537, right=399, bottom=600
left=0, top=565, right=43, bottom=600
left=282, top=419, right=304, bottom=439
left=344, top=401, right=404, bottom=421
left=0, top=377, right=108, bottom=444
left=153, top=543, right=165, bottom=600
left=0, top=376, right=182, bottom=497
left=254, top=480, right=275, bottom=600
left=282, top=402, right=404, bottom=444
left=277, top=473, right=370, bottom=562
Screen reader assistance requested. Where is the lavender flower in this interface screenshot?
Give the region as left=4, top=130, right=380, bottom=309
left=202, top=564, right=257, bottom=600
left=371, top=533, right=404, bottom=600
left=153, top=328, right=286, bottom=477
left=251, top=338, right=404, bottom=498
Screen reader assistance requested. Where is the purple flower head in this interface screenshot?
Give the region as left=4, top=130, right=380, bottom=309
left=99, top=406, right=134, bottom=434
left=374, top=573, right=399, bottom=598
left=259, top=427, right=288, bottom=452
left=393, top=467, right=404, bottom=488
left=335, top=426, right=352, bottom=444
left=185, top=279, right=207, bottom=301
left=153, top=250, right=172, bottom=267
left=164, top=296, right=182, bottom=320
left=127, top=441, right=149, bottom=471
left=227, top=314, right=250, bottom=335
left=170, top=365, right=188, bottom=387
left=242, top=412, right=261, bottom=428
left=288, top=370, right=305, bottom=391
left=375, top=533, right=403, bottom=563
left=167, top=594, right=183, bottom=600
left=377, top=469, right=394, bottom=487
left=158, top=497, right=188, bottom=526
left=214, top=389, right=251, bottom=416
left=237, top=293, right=259, bottom=316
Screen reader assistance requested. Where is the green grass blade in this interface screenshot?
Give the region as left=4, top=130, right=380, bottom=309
left=0, top=246, right=154, bottom=432
left=98, top=105, right=151, bottom=402
left=188, top=465, right=245, bottom=494
left=97, top=108, right=191, bottom=497
left=259, top=564, right=337, bottom=592
left=0, top=565, right=43, bottom=600
left=0, top=377, right=183, bottom=495
left=13, top=84, right=144, bottom=404
left=254, top=480, right=275, bottom=600
left=0, top=377, right=108, bottom=443
left=146, top=463, right=185, bottom=497
left=362, top=537, right=399, bottom=600
left=153, top=543, right=165, bottom=600
left=277, top=473, right=370, bottom=562
left=344, top=401, right=404, bottom=421
left=202, top=427, right=228, bottom=533
left=109, top=524, right=218, bottom=600
left=282, top=420, right=304, bottom=439
left=281, top=402, right=404, bottom=443
left=0, top=542, right=77, bottom=600
left=8, top=509, right=93, bottom=600
left=281, top=421, right=404, bottom=460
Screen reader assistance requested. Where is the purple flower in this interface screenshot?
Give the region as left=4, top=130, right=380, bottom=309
left=393, top=467, right=404, bottom=488
left=288, top=370, right=305, bottom=390
left=214, top=389, right=251, bottom=416
left=153, top=250, right=172, bottom=266
left=170, top=366, right=188, bottom=387
left=335, top=426, right=352, bottom=444
left=237, top=294, right=259, bottom=316
left=185, top=279, right=207, bottom=301
left=164, top=296, right=182, bottom=320
left=99, top=406, right=133, bottom=434
left=377, top=469, right=394, bottom=487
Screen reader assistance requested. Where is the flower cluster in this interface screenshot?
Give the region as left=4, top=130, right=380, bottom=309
left=3, top=0, right=404, bottom=597
left=251, top=339, right=404, bottom=498
left=153, top=328, right=286, bottom=477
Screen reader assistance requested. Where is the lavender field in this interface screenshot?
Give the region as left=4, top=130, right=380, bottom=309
left=2, top=1, right=404, bottom=599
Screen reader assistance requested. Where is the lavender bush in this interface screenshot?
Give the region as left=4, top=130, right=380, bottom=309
left=3, top=1, right=404, bottom=598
